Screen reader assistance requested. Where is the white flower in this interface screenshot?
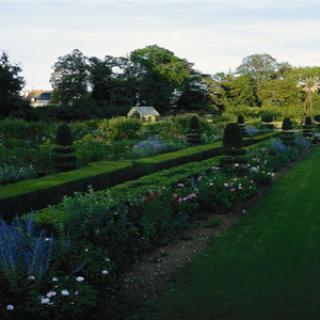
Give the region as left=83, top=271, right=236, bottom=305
left=46, top=291, right=57, bottom=298
left=6, top=305, right=14, bottom=311
left=76, top=276, right=85, bottom=283
left=61, top=290, right=70, bottom=296
left=84, top=248, right=89, bottom=252
left=102, top=270, right=109, bottom=275
left=41, top=297, right=50, bottom=304
left=28, top=275, right=35, bottom=281
left=75, top=291, right=79, bottom=296
left=224, top=183, right=229, bottom=188
left=52, top=277, right=58, bottom=282
left=105, top=258, right=111, bottom=262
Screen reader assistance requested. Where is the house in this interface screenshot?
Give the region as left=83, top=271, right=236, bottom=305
left=26, top=90, right=52, bottom=107
left=127, top=106, right=160, bottom=122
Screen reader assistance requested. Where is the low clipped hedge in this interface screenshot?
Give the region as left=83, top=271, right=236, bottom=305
left=35, top=137, right=276, bottom=227
left=0, top=132, right=277, bottom=218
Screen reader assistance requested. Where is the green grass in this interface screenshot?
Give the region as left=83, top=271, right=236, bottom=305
left=134, top=146, right=320, bottom=320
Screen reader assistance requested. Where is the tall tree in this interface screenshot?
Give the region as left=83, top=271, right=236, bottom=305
left=50, top=49, right=89, bottom=105
left=88, top=56, right=114, bottom=103
left=130, top=45, right=192, bottom=112
left=0, top=51, right=28, bottom=116
left=236, top=54, right=290, bottom=82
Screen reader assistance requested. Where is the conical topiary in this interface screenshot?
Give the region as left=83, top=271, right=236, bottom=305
left=237, top=115, right=246, bottom=137
left=223, top=123, right=243, bottom=149
left=303, top=116, right=313, bottom=139
left=282, top=117, right=293, bottom=131
left=281, top=117, right=294, bottom=146
left=220, top=123, right=246, bottom=173
left=53, top=124, right=76, bottom=172
left=261, top=113, right=274, bottom=131
left=187, top=116, right=201, bottom=145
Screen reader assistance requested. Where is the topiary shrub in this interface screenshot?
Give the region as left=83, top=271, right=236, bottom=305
left=261, top=113, right=274, bottom=131
left=237, top=115, right=245, bottom=125
left=281, top=117, right=294, bottom=146
left=314, top=114, right=320, bottom=123
left=186, top=116, right=201, bottom=145
left=237, top=115, right=246, bottom=137
left=223, top=123, right=243, bottom=149
left=53, top=124, right=76, bottom=172
left=56, top=124, right=73, bottom=146
left=303, top=116, right=313, bottom=139
left=220, top=123, right=246, bottom=173
left=282, top=117, right=292, bottom=131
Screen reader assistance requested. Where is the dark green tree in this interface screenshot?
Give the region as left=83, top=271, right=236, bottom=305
left=236, top=54, right=290, bottom=82
left=130, top=45, right=192, bottom=112
left=50, top=49, right=89, bottom=105
left=0, top=52, right=29, bottom=116
left=88, top=56, right=114, bottom=103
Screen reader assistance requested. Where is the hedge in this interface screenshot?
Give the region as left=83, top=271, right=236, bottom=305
left=0, top=132, right=277, bottom=218
left=35, top=136, right=275, bottom=227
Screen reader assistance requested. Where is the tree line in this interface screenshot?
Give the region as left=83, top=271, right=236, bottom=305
left=1, top=46, right=320, bottom=120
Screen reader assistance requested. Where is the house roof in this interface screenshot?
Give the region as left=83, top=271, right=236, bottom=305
left=128, top=106, right=160, bottom=117
left=26, top=90, right=52, bottom=101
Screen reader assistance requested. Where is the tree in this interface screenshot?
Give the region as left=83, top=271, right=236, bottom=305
left=88, top=56, right=114, bottom=103
left=0, top=51, right=29, bottom=116
left=130, top=45, right=192, bottom=112
left=236, top=54, right=290, bottom=82
left=50, top=49, right=89, bottom=105
left=298, top=76, right=320, bottom=116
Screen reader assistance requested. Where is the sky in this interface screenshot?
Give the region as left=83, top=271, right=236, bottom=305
left=0, top=0, right=319, bottom=90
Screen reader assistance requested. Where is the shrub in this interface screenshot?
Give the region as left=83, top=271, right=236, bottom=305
left=282, top=117, right=293, bottom=131
left=303, top=116, right=313, bottom=139
left=221, top=123, right=245, bottom=173
left=187, top=116, right=201, bottom=145
left=237, top=115, right=245, bottom=125
left=0, top=164, right=36, bottom=185
left=53, top=124, right=76, bottom=172
left=99, top=117, right=142, bottom=141
left=223, top=123, right=243, bottom=149
left=56, top=124, right=73, bottom=146
left=261, top=114, right=273, bottom=123
left=281, top=118, right=294, bottom=146
left=314, top=114, right=320, bottom=123
left=304, top=116, right=312, bottom=127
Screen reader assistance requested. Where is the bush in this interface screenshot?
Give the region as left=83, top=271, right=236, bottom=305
left=99, top=117, right=142, bottom=141
left=282, top=117, right=293, bottom=131
left=0, top=164, right=36, bottom=185
left=304, top=116, right=312, bottom=127
left=303, top=116, right=313, bottom=139
left=223, top=123, right=243, bottom=149
left=54, top=124, right=76, bottom=172
left=55, top=124, right=73, bottom=146
left=261, top=114, right=273, bottom=123
left=281, top=118, right=294, bottom=146
left=237, top=115, right=245, bottom=125
left=187, top=116, right=201, bottom=145
left=314, top=114, right=320, bottom=123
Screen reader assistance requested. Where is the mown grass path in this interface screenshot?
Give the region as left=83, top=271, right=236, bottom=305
left=133, top=147, right=320, bottom=320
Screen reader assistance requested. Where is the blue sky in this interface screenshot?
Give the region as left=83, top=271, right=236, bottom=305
left=1, top=0, right=319, bottom=89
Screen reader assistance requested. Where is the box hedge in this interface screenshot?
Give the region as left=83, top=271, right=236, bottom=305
left=0, top=132, right=277, bottom=218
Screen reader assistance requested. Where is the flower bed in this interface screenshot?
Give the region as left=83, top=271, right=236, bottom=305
left=0, top=135, right=309, bottom=319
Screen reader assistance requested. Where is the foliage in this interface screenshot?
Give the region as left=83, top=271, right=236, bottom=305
left=223, top=123, right=243, bottom=149
left=0, top=164, right=36, bottom=185
left=0, top=52, right=31, bottom=117
left=56, top=124, right=73, bottom=146
left=282, top=117, right=293, bottom=131
left=50, top=49, right=89, bottom=105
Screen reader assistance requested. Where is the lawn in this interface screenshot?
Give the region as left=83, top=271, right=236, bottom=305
left=133, top=146, right=320, bottom=320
